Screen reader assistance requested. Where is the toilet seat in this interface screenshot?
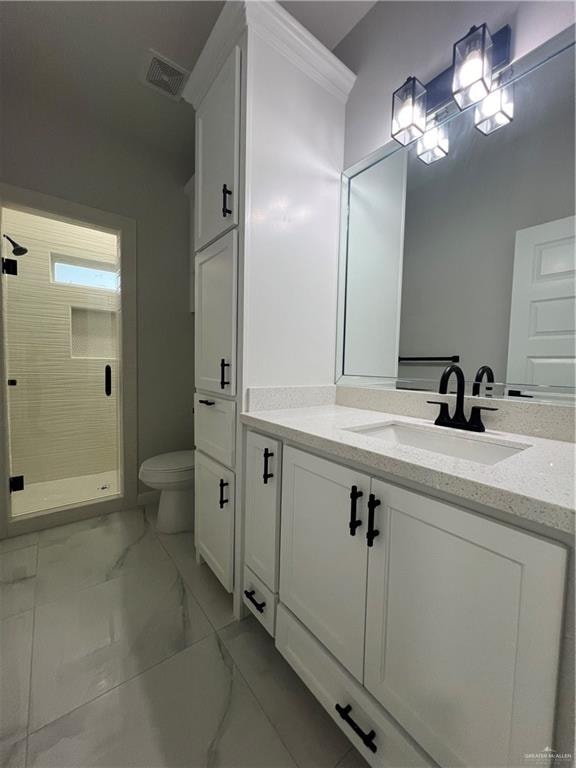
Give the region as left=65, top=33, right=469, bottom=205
left=139, top=451, right=195, bottom=485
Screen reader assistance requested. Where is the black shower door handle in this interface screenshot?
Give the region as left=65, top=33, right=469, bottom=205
left=104, top=365, right=112, bottom=397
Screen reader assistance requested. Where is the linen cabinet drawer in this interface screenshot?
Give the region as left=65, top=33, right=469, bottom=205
left=275, top=604, right=434, bottom=768
left=194, top=394, right=236, bottom=468
left=243, top=566, right=277, bottom=636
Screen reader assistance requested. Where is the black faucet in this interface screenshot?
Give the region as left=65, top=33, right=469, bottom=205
left=472, top=365, right=494, bottom=397
left=427, top=364, right=498, bottom=432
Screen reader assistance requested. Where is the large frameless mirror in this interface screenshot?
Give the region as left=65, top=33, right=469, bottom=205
left=336, top=33, right=575, bottom=402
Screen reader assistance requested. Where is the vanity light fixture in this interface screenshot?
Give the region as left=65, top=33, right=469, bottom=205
left=416, top=121, right=449, bottom=164
left=475, top=81, right=514, bottom=134
left=452, top=24, right=493, bottom=110
left=391, top=77, right=427, bottom=146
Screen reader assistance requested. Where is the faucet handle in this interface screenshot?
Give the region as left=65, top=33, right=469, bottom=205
left=426, top=400, right=452, bottom=428
left=468, top=405, right=498, bottom=432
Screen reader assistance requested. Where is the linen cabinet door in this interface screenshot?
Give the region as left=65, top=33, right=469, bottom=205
left=280, top=447, right=370, bottom=681
left=244, top=431, right=281, bottom=591
left=194, top=46, right=240, bottom=251
left=364, top=479, right=567, bottom=768
left=194, top=452, right=235, bottom=592
left=195, top=230, right=237, bottom=396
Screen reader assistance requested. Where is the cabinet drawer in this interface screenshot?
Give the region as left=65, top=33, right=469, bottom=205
left=243, top=566, right=277, bottom=637
left=245, top=432, right=281, bottom=591
left=276, top=604, right=433, bottom=768
left=195, top=394, right=236, bottom=468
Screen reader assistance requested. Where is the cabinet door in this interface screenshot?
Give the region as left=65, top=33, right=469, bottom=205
left=194, top=394, right=236, bottom=468
left=195, top=46, right=240, bottom=251
left=280, top=447, right=370, bottom=681
left=195, top=451, right=235, bottom=592
left=365, top=480, right=567, bottom=768
left=245, top=432, right=281, bottom=591
left=195, top=230, right=237, bottom=395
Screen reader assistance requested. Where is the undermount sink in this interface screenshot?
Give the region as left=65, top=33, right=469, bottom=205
left=345, top=421, right=530, bottom=465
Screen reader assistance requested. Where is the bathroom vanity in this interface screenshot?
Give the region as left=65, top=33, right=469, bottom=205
left=240, top=399, right=572, bottom=768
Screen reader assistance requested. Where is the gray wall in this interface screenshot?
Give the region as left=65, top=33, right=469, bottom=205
left=0, top=88, right=195, bottom=484
left=334, top=1, right=575, bottom=167
left=399, top=48, right=575, bottom=384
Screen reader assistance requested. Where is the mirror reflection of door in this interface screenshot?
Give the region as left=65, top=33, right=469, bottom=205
left=506, top=216, right=576, bottom=393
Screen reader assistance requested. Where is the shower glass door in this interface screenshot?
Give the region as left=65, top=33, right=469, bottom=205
left=1, top=206, right=123, bottom=519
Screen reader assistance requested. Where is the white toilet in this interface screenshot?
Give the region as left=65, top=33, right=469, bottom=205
left=139, top=451, right=195, bottom=534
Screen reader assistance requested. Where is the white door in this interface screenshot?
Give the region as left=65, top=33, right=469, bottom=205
left=280, top=447, right=370, bottom=681
left=365, top=479, right=566, bottom=768
left=244, top=431, right=281, bottom=591
left=195, top=230, right=237, bottom=396
left=195, top=47, right=240, bottom=251
left=507, top=216, right=575, bottom=390
left=195, top=451, right=235, bottom=592
left=344, top=151, right=407, bottom=377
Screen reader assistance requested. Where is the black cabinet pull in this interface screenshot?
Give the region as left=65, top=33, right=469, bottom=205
left=335, top=704, right=377, bottom=754
left=244, top=589, right=266, bottom=613
left=222, top=184, right=232, bottom=217
left=220, top=358, right=230, bottom=389
left=198, top=399, right=215, bottom=406
left=366, top=494, right=380, bottom=547
left=104, top=365, right=112, bottom=397
left=263, top=448, right=274, bottom=484
left=219, top=478, right=229, bottom=509
left=349, top=485, right=363, bottom=536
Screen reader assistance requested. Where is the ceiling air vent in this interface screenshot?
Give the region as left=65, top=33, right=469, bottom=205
left=141, top=50, right=190, bottom=100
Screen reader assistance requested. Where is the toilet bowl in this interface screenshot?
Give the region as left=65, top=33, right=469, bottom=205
left=139, top=451, right=195, bottom=534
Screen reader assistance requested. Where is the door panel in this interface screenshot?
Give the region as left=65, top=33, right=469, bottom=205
left=280, top=447, right=369, bottom=681
left=195, top=231, right=237, bottom=396
left=365, top=479, right=566, bottom=768
left=244, top=432, right=281, bottom=591
left=195, top=451, right=234, bottom=592
left=195, top=47, right=240, bottom=251
left=507, top=215, right=575, bottom=389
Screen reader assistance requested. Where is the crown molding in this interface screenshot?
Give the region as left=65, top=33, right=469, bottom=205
left=182, top=1, right=356, bottom=108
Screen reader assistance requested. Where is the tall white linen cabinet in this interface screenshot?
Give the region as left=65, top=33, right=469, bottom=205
left=184, top=1, right=355, bottom=614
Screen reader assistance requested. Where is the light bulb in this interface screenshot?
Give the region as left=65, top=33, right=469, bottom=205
left=458, top=52, right=483, bottom=88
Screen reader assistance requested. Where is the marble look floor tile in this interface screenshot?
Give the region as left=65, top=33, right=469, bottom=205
left=28, top=634, right=296, bottom=768
left=333, top=748, right=370, bottom=768
left=158, top=532, right=234, bottom=630
left=220, top=618, right=352, bottom=768
left=0, top=611, right=33, bottom=746
left=35, top=510, right=169, bottom=605
left=30, top=558, right=212, bottom=731
left=0, top=532, right=38, bottom=554
left=0, top=739, right=26, bottom=768
left=0, top=545, right=37, bottom=619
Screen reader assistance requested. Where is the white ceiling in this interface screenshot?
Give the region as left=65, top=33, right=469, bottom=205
left=0, top=2, right=372, bottom=179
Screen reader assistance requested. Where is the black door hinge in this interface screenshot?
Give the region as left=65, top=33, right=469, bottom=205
left=2, top=258, right=17, bottom=275
left=7, top=379, right=17, bottom=386
left=9, top=475, right=24, bottom=493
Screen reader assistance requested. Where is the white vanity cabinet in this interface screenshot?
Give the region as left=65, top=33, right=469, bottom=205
left=277, top=446, right=567, bottom=768
left=194, top=47, right=240, bottom=251
left=194, top=230, right=237, bottom=396
left=244, top=432, right=281, bottom=590
left=195, top=451, right=235, bottom=592
left=280, top=447, right=371, bottom=681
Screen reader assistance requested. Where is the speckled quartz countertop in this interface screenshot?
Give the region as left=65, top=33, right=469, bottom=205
left=241, top=405, right=575, bottom=535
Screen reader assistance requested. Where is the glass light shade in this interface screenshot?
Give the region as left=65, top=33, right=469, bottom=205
left=475, top=83, right=514, bottom=134
left=391, top=77, right=427, bottom=145
left=452, top=24, right=493, bottom=110
left=416, top=123, right=449, bottom=164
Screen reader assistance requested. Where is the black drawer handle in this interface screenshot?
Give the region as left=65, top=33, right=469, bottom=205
left=244, top=589, right=266, bottom=613
left=104, top=365, right=112, bottom=397
left=220, top=358, right=230, bottom=390
left=367, top=494, right=380, bottom=547
left=263, top=448, right=274, bottom=484
left=349, top=485, right=363, bottom=536
left=219, top=479, right=229, bottom=509
left=198, top=399, right=215, bottom=406
left=222, top=184, right=232, bottom=217
left=335, top=704, right=377, bottom=754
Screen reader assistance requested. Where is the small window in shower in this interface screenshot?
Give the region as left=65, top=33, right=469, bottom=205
left=52, top=254, right=119, bottom=291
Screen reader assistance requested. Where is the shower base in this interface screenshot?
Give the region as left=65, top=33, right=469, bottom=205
left=11, top=470, right=120, bottom=518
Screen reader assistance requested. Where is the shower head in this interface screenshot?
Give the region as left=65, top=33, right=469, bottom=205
left=2, top=234, right=28, bottom=256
